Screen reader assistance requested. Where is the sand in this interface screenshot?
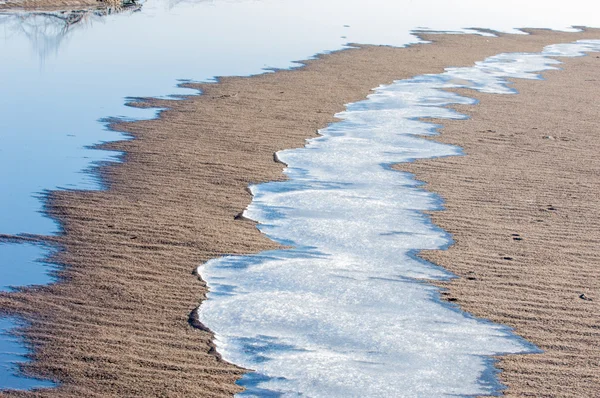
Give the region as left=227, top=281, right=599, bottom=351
left=400, top=53, right=600, bottom=397
left=0, top=29, right=599, bottom=397
left=0, top=0, right=120, bottom=11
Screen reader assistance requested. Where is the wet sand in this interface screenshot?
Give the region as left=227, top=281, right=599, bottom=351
left=0, top=29, right=599, bottom=397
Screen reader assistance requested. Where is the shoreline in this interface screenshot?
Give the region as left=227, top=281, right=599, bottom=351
left=1, top=29, right=599, bottom=396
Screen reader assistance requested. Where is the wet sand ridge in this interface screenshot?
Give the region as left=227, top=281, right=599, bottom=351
left=0, top=29, right=599, bottom=397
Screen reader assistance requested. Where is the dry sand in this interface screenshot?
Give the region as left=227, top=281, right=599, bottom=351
left=400, top=53, right=600, bottom=397
left=0, top=0, right=120, bottom=11
left=0, top=29, right=599, bottom=397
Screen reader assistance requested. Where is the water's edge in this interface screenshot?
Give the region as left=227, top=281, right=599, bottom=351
left=196, top=40, right=600, bottom=397
left=1, top=28, right=598, bottom=392
left=0, top=27, right=459, bottom=389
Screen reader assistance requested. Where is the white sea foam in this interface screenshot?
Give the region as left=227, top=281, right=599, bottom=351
left=199, top=40, right=600, bottom=397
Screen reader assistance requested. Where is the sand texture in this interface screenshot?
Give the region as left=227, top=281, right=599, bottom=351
left=0, top=29, right=599, bottom=397
left=0, top=0, right=118, bottom=11
left=400, top=53, right=600, bottom=397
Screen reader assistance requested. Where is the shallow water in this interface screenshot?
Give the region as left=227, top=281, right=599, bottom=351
left=0, top=243, right=56, bottom=292
left=197, top=40, right=600, bottom=397
left=0, top=318, right=54, bottom=390
left=1, top=0, right=600, bottom=391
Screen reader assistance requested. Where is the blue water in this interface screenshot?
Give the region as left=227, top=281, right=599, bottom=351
left=1, top=0, right=599, bottom=392
left=0, top=318, right=54, bottom=390
left=0, top=243, right=56, bottom=292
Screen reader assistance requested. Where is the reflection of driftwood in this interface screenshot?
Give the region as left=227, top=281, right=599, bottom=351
left=0, top=1, right=141, bottom=60
left=29, top=10, right=85, bottom=26
left=28, top=0, right=140, bottom=26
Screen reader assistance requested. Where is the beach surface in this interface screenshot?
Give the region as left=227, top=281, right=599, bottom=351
left=0, top=29, right=599, bottom=397
left=400, top=51, right=600, bottom=397
left=0, top=0, right=113, bottom=11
